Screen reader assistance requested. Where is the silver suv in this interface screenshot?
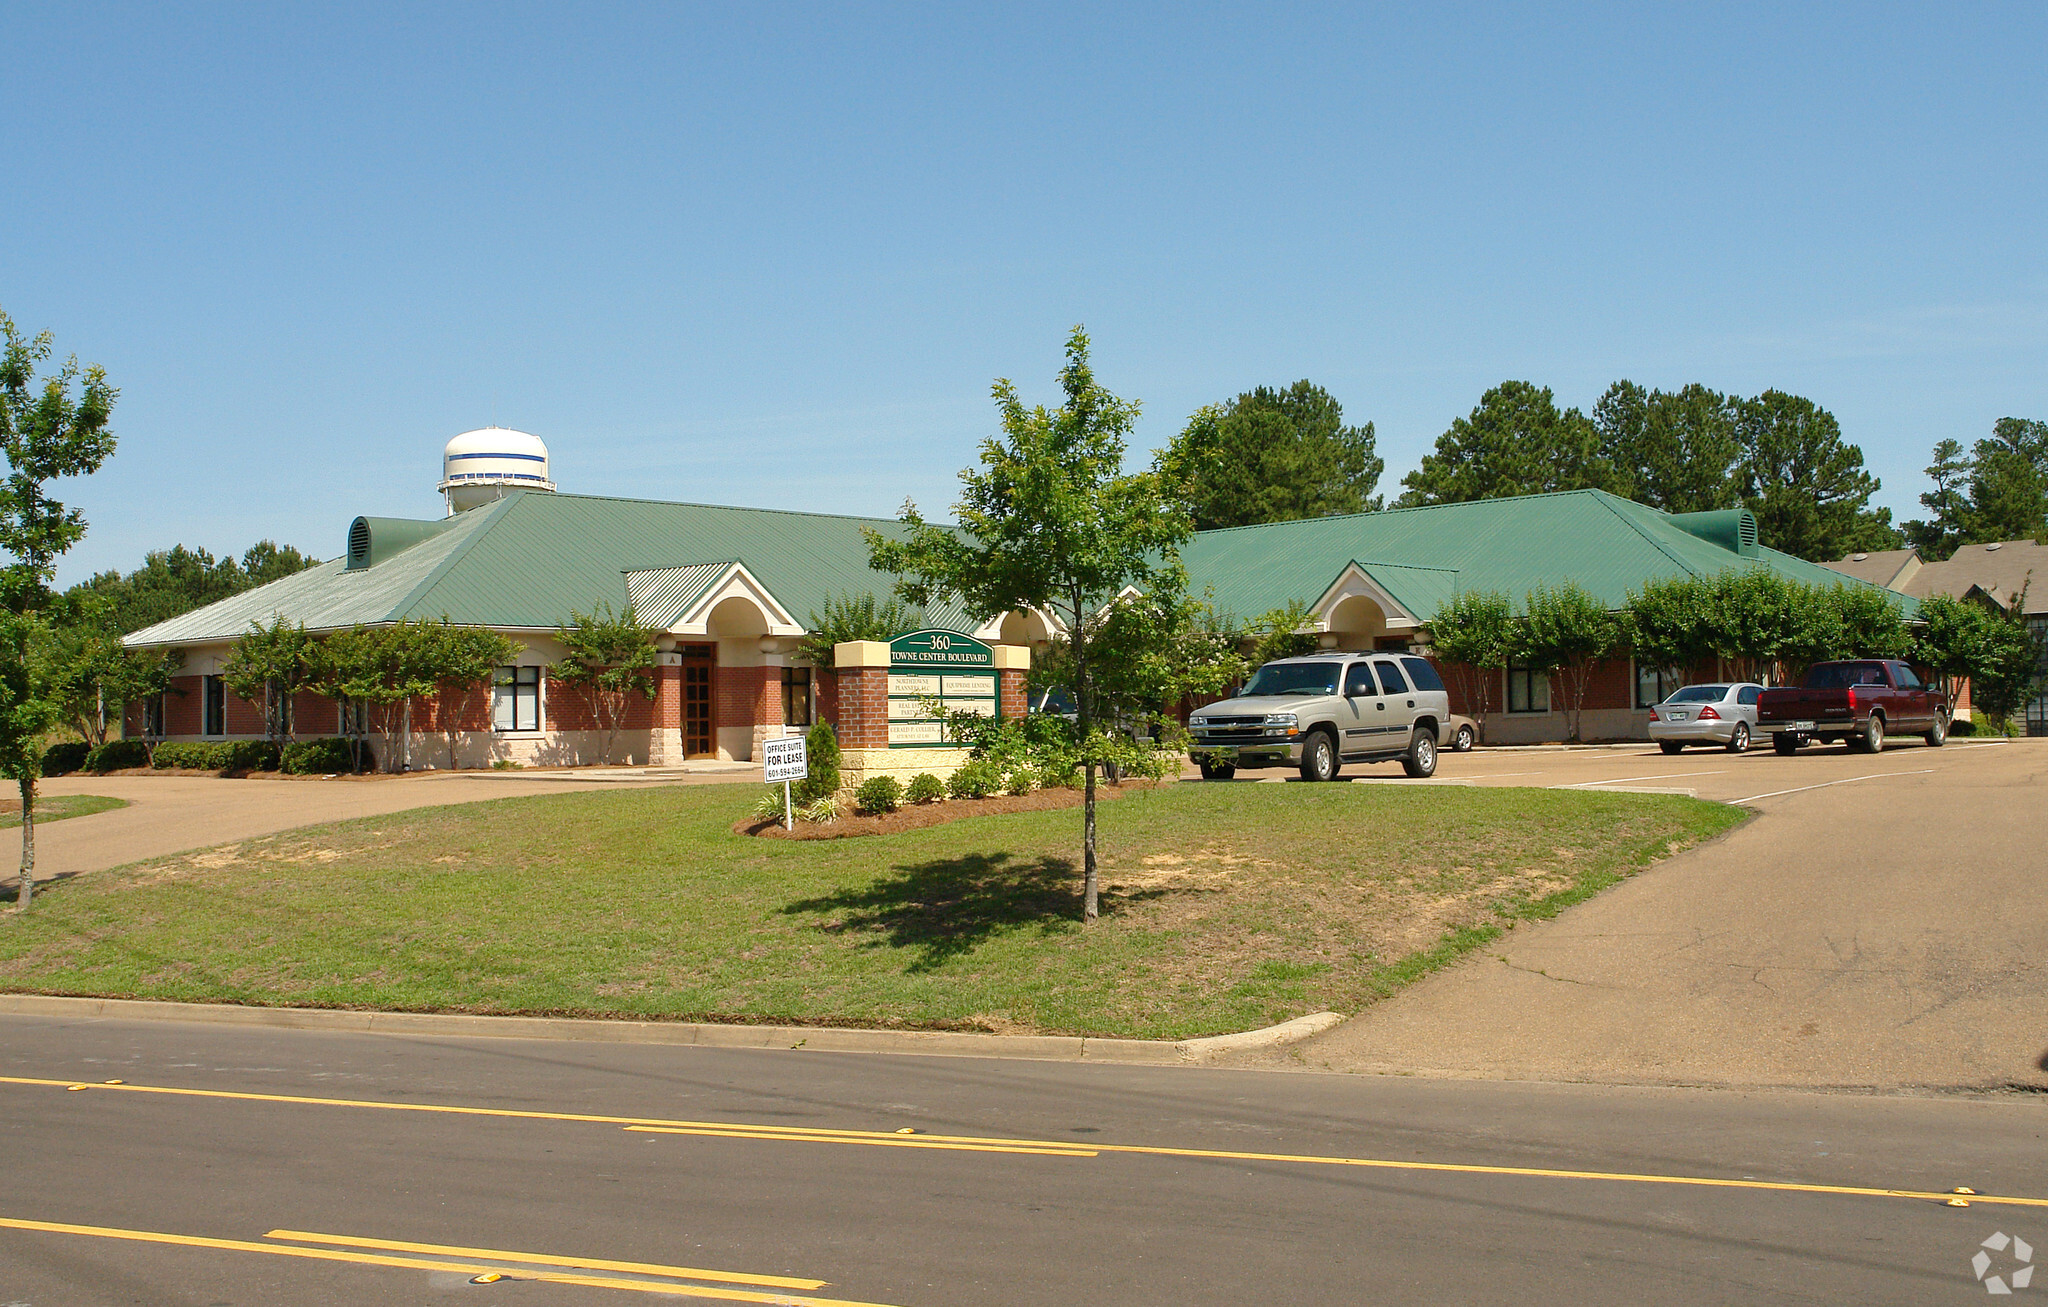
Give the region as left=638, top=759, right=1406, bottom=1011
left=1187, top=653, right=1451, bottom=781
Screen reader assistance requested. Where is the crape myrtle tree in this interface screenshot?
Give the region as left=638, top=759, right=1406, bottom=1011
left=1622, top=576, right=1720, bottom=691
left=306, top=621, right=517, bottom=772
left=221, top=618, right=319, bottom=743
left=1158, top=381, right=1384, bottom=529
left=552, top=602, right=658, bottom=764
left=866, top=327, right=1191, bottom=923
left=0, top=309, right=118, bottom=909
left=1515, top=583, right=1620, bottom=743
left=1425, top=589, right=1514, bottom=742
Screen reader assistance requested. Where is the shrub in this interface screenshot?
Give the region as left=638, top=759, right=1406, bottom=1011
left=152, top=742, right=224, bottom=770
left=281, top=737, right=358, bottom=774
left=793, top=721, right=841, bottom=804
left=83, top=740, right=150, bottom=772
left=1004, top=767, right=1035, bottom=796
left=947, top=757, right=1004, bottom=799
left=40, top=742, right=90, bottom=777
left=219, top=740, right=281, bottom=773
left=1949, top=716, right=1978, bottom=737
left=854, top=775, right=902, bottom=815
left=905, top=772, right=946, bottom=804
left=797, top=793, right=840, bottom=823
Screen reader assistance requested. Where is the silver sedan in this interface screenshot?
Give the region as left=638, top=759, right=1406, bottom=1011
left=1647, top=683, right=1764, bottom=753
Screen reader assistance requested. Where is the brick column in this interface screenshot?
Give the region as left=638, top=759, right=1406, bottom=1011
left=994, top=644, right=1030, bottom=720
left=647, top=653, right=684, bottom=766
left=833, top=641, right=891, bottom=748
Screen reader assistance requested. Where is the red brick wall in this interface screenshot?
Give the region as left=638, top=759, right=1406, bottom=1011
left=652, top=663, right=682, bottom=729
left=999, top=669, right=1026, bottom=721
left=816, top=671, right=841, bottom=728
left=1581, top=657, right=1634, bottom=710
left=543, top=677, right=657, bottom=731
left=838, top=667, right=889, bottom=748
left=716, top=665, right=776, bottom=732
left=164, top=676, right=202, bottom=736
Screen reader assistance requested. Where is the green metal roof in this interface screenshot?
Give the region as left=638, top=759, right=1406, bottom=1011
left=1180, top=488, right=1913, bottom=622
left=125, top=486, right=1909, bottom=649
left=124, top=491, right=960, bottom=646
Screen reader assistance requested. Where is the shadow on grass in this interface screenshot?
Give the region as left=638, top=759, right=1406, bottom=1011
left=782, top=852, right=1095, bottom=972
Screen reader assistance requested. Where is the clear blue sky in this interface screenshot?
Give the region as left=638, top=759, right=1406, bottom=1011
left=7, top=2, right=2044, bottom=585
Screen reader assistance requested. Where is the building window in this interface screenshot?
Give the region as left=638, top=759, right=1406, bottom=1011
left=130, top=695, right=165, bottom=739
left=337, top=698, right=369, bottom=737
left=1635, top=663, right=1682, bottom=709
left=1507, top=660, right=1550, bottom=714
left=203, top=676, right=226, bottom=736
left=493, top=665, right=540, bottom=732
left=782, top=666, right=813, bottom=727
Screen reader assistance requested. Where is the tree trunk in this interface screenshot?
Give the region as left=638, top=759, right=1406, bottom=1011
left=16, top=775, right=34, bottom=911
left=1074, top=607, right=1098, bottom=923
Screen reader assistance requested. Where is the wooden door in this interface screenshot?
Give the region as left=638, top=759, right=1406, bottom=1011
left=682, top=645, right=713, bottom=757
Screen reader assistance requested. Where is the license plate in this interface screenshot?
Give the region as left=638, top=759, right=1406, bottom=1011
left=1664, top=710, right=1688, bottom=722
left=1789, top=720, right=1814, bottom=732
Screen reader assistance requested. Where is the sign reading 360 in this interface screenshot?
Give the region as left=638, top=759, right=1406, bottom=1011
left=888, top=630, right=994, bottom=668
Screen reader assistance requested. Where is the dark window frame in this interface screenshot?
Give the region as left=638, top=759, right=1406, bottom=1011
left=782, top=666, right=813, bottom=727
left=1507, top=660, right=1551, bottom=714
left=493, top=664, right=541, bottom=733
left=202, top=675, right=226, bottom=736
left=1634, top=662, right=1684, bottom=709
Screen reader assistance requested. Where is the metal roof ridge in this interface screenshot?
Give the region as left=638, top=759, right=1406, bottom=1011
left=1186, top=487, right=1619, bottom=539
left=1583, top=490, right=1701, bottom=580
left=531, top=489, right=936, bottom=529
left=385, top=494, right=524, bottom=622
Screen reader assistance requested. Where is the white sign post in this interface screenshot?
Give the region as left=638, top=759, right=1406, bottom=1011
left=762, top=733, right=808, bottom=831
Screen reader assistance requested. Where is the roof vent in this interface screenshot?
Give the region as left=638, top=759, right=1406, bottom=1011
left=1986, top=542, right=2004, bottom=551
left=345, top=516, right=457, bottom=571
left=1850, top=552, right=1869, bottom=562
left=1668, top=509, right=1761, bottom=558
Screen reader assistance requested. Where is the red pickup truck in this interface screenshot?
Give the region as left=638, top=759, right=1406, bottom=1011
left=1755, top=660, right=1951, bottom=755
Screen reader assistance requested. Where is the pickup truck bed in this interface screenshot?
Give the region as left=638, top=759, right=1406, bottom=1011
left=1755, top=660, right=1950, bottom=754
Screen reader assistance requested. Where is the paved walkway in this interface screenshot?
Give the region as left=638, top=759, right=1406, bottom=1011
left=1228, top=736, right=2048, bottom=1090
left=32, top=764, right=753, bottom=882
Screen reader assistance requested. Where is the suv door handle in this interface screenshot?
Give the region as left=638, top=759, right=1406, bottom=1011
left=1406, top=699, right=1415, bottom=707
left=1375, top=703, right=1386, bottom=711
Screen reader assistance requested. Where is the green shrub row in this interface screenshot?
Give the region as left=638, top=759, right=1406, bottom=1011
left=40, top=742, right=91, bottom=777
left=282, top=737, right=362, bottom=774
left=150, top=740, right=283, bottom=772
left=82, top=740, right=149, bottom=772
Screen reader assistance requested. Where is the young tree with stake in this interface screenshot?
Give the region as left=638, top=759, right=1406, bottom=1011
left=867, top=327, right=1191, bottom=923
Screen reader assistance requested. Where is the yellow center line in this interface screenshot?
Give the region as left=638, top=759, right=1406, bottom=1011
left=263, top=1228, right=827, bottom=1289
left=11, top=1073, right=2044, bottom=1211
left=0, top=1217, right=903, bottom=1305
left=622, top=1124, right=1095, bottom=1156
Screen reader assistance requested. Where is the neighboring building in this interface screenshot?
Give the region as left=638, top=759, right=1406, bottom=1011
left=125, top=433, right=1912, bottom=763
left=1826, top=538, right=2048, bottom=734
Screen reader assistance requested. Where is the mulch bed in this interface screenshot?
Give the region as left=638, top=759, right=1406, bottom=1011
left=737, top=778, right=1171, bottom=840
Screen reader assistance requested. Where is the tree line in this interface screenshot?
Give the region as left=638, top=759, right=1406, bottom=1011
left=1430, top=574, right=2037, bottom=743
left=1155, top=376, right=2044, bottom=565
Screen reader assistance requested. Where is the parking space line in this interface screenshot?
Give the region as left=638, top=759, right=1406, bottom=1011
left=1560, top=770, right=1725, bottom=788
left=1728, top=769, right=1936, bottom=805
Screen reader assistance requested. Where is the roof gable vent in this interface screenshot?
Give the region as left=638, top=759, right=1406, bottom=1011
left=346, top=517, right=372, bottom=569
left=1668, top=508, right=1759, bottom=558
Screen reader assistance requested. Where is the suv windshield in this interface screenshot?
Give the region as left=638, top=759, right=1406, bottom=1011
left=1666, top=685, right=1728, bottom=704
left=1241, top=662, right=1339, bottom=697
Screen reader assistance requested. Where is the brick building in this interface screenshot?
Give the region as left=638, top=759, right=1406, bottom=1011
left=124, top=449, right=1904, bottom=764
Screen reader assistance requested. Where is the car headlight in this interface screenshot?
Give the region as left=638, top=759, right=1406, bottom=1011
left=1263, top=713, right=1297, bottom=727
left=1189, top=716, right=1209, bottom=728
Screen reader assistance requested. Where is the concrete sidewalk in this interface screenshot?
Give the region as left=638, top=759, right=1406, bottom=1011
left=1232, top=738, right=2048, bottom=1090
left=33, top=766, right=750, bottom=882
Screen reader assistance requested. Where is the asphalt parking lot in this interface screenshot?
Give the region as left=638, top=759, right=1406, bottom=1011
left=1228, top=733, right=2048, bottom=1090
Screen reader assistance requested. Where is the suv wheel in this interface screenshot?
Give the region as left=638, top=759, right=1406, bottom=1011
left=1299, top=731, right=1339, bottom=782
left=1402, top=726, right=1437, bottom=778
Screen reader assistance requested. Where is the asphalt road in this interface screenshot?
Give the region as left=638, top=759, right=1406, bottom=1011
left=0, top=1016, right=2042, bottom=1306
left=1244, top=735, right=2048, bottom=1091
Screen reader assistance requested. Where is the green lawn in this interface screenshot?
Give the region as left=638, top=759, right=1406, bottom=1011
left=0, top=794, right=127, bottom=830
left=0, top=782, right=1744, bottom=1039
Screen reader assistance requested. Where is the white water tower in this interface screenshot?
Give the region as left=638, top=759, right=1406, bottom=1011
left=438, top=427, right=556, bottom=514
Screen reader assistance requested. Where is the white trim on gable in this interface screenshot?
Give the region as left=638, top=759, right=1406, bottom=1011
left=670, top=562, right=805, bottom=637
left=1311, top=563, right=1421, bottom=631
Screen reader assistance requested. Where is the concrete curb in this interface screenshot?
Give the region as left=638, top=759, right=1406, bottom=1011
left=0, top=994, right=1346, bottom=1067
